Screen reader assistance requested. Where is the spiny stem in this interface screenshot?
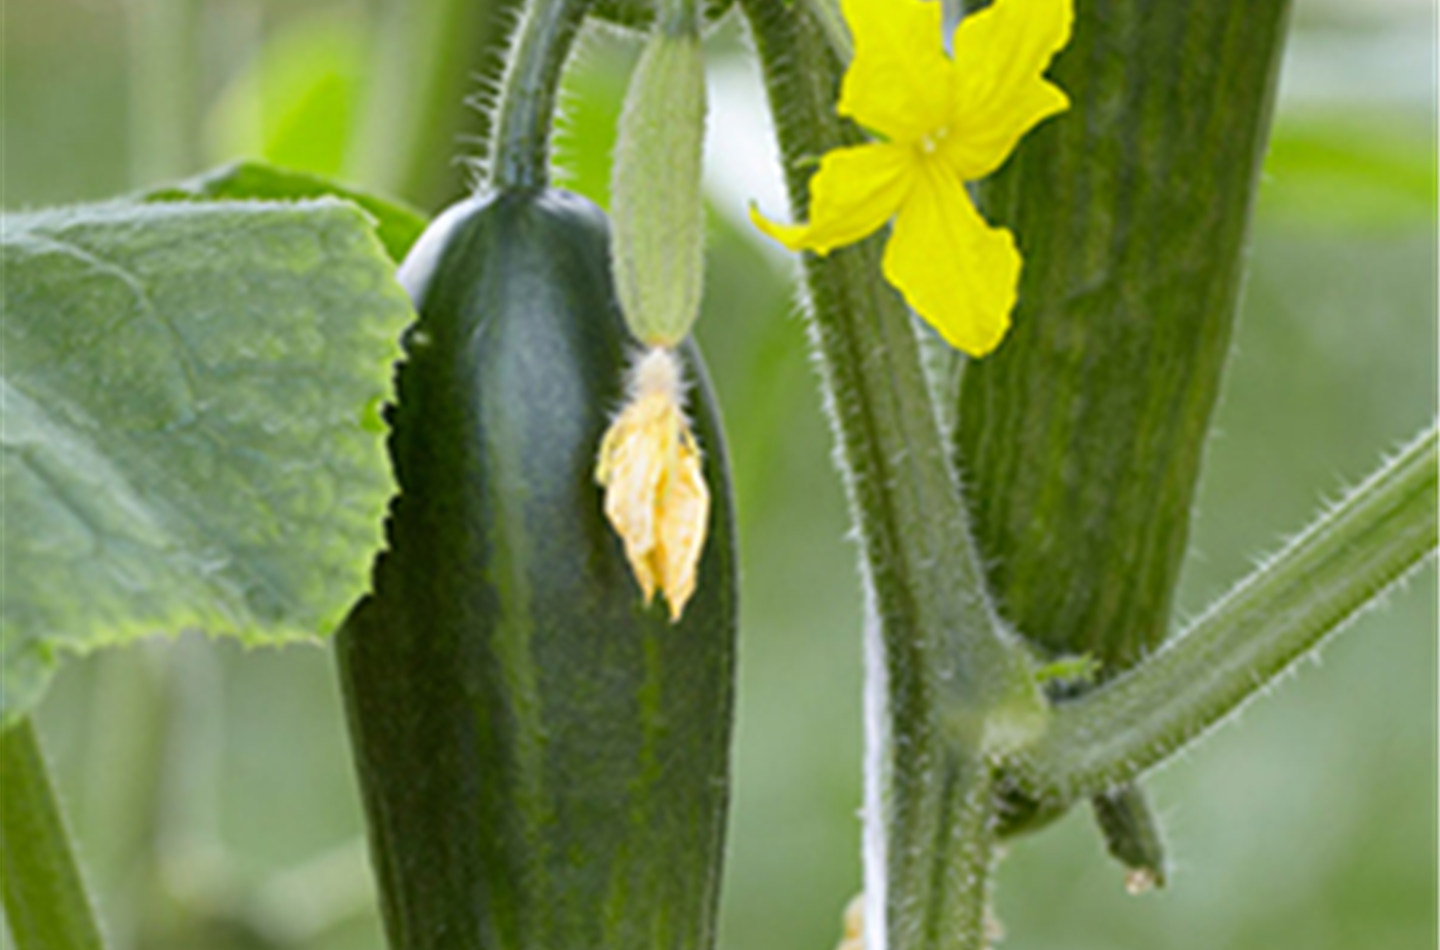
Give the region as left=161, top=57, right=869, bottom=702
left=877, top=749, right=996, bottom=950
left=741, top=1, right=1039, bottom=948
left=489, top=0, right=593, bottom=191
left=799, top=0, right=852, bottom=61
left=742, top=0, right=1039, bottom=768
left=1008, top=423, right=1438, bottom=802
left=0, top=719, right=108, bottom=950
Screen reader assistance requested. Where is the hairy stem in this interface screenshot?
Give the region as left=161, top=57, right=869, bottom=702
left=1009, top=423, right=1438, bottom=801
left=489, top=0, right=593, bottom=191
left=798, top=0, right=852, bottom=62
left=741, top=2, right=1041, bottom=947
left=0, top=719, right=107, bottom=950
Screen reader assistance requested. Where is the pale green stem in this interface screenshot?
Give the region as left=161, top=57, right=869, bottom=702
left=489, top=0, right=594, bottom=192
left=125, top=0, right=199, bottom=187
left=149, top=639, right=228, bottom=902
left=75, top=647, right=171, bottom=947
left=1008, top=423, right=1439, bottom=801
left=347, top=0, right=511, bottom=207
left=0, top=719, right=108, bottom=950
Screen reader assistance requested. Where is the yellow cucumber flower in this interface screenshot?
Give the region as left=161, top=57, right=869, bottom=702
left=751, top=0, right=1073, bottom=357
left=596, top=346, right=710, bottom=622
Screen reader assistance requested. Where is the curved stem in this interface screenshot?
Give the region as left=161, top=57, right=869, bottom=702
left=1008, top=423, right=1438, bottom=802
left=0, top=719, right=107, bottom=950
left=489, top=0, right=593, bottom=192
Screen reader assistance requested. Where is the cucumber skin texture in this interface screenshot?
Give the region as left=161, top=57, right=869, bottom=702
left=335, top=189, right=737, bottom=950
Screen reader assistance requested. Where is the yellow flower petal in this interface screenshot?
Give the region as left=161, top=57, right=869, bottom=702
left=750, top=142, right=914, bottom=256
left=942, top=0, right=1073, bottom=179
left=595, top=347, right=711, bottom=622
left=836, top=0, right=954, bottom=143
left=881, top=160, right=1019, bottom=356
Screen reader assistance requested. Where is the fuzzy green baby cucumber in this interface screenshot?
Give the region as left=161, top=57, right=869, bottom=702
left=335, top=187, right=737, bottom=950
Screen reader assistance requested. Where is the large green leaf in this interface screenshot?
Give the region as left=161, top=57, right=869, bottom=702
left=0, top=198, right=412, bottom=728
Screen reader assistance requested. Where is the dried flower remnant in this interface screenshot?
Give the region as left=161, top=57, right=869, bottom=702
left=596, top=346, right=710, bottom=622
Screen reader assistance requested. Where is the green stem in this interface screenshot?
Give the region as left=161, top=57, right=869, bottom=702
left=865, top=750, right=996, bottom=950
left=75, top=647, right=171, bottom=942
left=742, top=0, right=1040, bottom=769
left=798, top=0, right=852, bottom=62
left=489, top=0, right=593, bottom=192
left=740, top=2, right=1040, bottom=948
left=1009, top=423, right=1438, bottom=802
left=0, top=719, right=107, bottom=950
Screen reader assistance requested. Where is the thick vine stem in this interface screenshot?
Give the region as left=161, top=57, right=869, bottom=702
left=741, top=0, right=1041, bottom=780
left=0, top=719, right=108, bottom=950
left=489, top=0, right=593, bottom=191
left=1007, top=423, right=1438, bottom=803
left=741, top=2, right=1043, bottom=948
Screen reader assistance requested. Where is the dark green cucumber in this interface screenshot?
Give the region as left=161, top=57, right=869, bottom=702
left=335, top=188, right=737, bottom=950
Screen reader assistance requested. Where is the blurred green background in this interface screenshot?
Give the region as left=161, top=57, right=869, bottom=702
left=4, top=0, right=1435, bottom=948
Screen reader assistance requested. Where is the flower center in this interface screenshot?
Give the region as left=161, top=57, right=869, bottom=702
left=919, top=125, right=951, bottom=155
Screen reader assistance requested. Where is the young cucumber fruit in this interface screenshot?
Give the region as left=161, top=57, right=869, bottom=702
left=335, top=188, right=737, bottom=950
